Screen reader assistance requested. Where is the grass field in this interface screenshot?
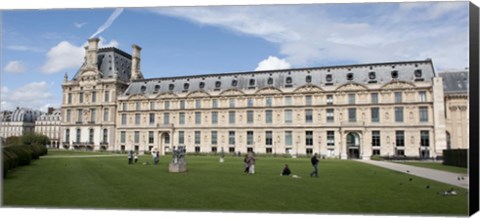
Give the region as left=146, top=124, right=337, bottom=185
left=2, top=150, right=468, bottom=215
left=393, top=161, right=468, bottom=175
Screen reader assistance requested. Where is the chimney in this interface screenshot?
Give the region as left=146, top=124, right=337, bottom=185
left=86, top=38, right=100, bottom=69
left=131, top=44, right=144, bottom=80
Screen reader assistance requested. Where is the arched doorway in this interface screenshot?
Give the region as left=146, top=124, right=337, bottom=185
left=346, top=132, right=361, bottom=159
left=158, top=132, right=171, bottom=155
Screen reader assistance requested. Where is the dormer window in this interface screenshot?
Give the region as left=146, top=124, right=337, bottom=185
left=169, top=84, right=175, bottom=91
left=414, top=69, right=422, bottom=77
left=286, top=77, right=292, bottom=84
left=184, top=83, right=190, bottom=90
left=267, top=77, right=273, bottom=85
left=232, top=80, right=238, bottom=87
left=215, top=81, right=221, bottom=88
left=347, top=73, right=354, bottom=81
left=199, top=82, right=205, bottom=89
left=391, top=70, right=399, bottom=79
left=154, top=85, right=160, bottom=92
left=249, top=79, right=255, bottom=86
left=368, top=72, right=376, bottom=80
left=140, top=85, right=146, bottom=92
left=326, top=74, right=332, bottom=82
left=306, top=75, right=312, bottom=83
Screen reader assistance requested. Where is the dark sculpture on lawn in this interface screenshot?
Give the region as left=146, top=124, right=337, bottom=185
left=169, top=146, right=187, bottom=173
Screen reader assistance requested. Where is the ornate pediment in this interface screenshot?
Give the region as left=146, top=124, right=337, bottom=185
left=127, top=94, right=148, bottom=100
left=155, top=92, right=178, bottom=99
left=293, top=84, right=323, bottom=93
left=335, top=83, right=368, bottom=92
left=220, top=88, right=246, bottom=96
left=381, top=81, right=416, bottom=90
left=186, top=90, right=211, bottom=98
left=255, top=87, right=283, bottom=95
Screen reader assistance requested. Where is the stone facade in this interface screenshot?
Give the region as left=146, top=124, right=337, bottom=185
left=34, top=108, right=61, bottom=148
left=0, top=107, right=44, bottom=139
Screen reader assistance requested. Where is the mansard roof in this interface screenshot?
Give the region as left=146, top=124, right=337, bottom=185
left=6, top=108, right=44, bottom=122
left=73, top=47, right=132, bottom=82
left=438, top=70, right=468, bottom=94
left=124, top=59, right=435, bottom=96
left=37, top=109, right=61, bottom=121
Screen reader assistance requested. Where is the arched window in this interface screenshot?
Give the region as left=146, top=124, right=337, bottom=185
left=184, top=83, right=190, bottom=90
left=286, top=77, right=292, bottom=84
left=326, top=74, right=332, bottom=82
left=199, top=82, right=205, bottom=89
left=306, top=75, right=312, bottom=83
left=414, top=69, right=422, bottom=77
left=169, top=84, right=175, bottom=91
left=215, top=81, right=221, bottom=88
left=232, top=80, right=238, bottom=87
left=446, top=131, right=451, bottom=149
left=154, top=85, right=160, bottom=92
left=347, top=73, right=354, bottom=81
left=267, top=77, right=273, bottom=85
left=140, top=85, right=146, bottom=92
left=368, top=72, right=376, bottom=80
left=391, top=70, right=399, bottom=79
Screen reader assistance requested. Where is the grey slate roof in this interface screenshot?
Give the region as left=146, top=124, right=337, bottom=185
left=124, top=60, right=435, bottom=96
left=73, top=47, right=132, bottom=82
left=438, top=71, right=469, bottom=94
left=1, top=108, right=44, bottom=122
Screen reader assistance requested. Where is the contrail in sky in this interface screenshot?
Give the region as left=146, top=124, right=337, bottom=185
left=90, top=8, right=124, bottom=38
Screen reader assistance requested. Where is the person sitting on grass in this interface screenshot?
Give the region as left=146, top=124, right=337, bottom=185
left=281, top=164, right=291, bottom=176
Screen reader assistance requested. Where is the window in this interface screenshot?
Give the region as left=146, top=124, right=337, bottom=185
left=148, top=131, right=154, bottom=144
left=149, top=102, right=155, bottom=110
left=266, top=148, right=273, bottom=154
left=104, top=90, right=110, bottom=102
left=65, top=129, right=70, bottom=142
left=140, top=86, right=147, bottom=92
left=347, top=73, right=354, bottom=80
left=394, top=92, right=402, bottom=103
left=391, top=70, right=399, bottom=79
left=232, top=79, right=238, bottom=87
left=120, top=131, right=126, bottom=143
left=179, top=131, right=185, bottom=144
left=121, top=113, right=127, bottom=125
left=327, top=131, right=335, bottom=146
left=414, top=69, right=422, bottom=77
left=165, top=101, right=170, bottom=110
left=179, top=112, right=185, bottom=125
left=212, top=99, right=218, bottom=108
left=195, top=131, right=201, bottom=144
left=102, top=129, right=108, bottom=143
left=306, top=131, right=313, bottom=146
left=305, top=109, right=313, bottom=123
left=284, top=96, right=292, bottom=106
left=215, top=81, right=221, bottom=88
left=371, top=93, right=379, bottom=104
left=229, top=111, right=235, bottom=124
left=229, top=131, right=235, bottom=145
left=76, top=129, right=81, bottom=143
left=286, top=76, right=292, bottom=84
left=326, top=95, right=333, bottom=105
left=199, top=82, right=205, bottom=89
left=68, top=93, right=72, bottom=104
left=229, top=98, right=235, bottom=108
left=149, top=113, right=155, bottom=125
left=419, top=91, right=427, bottom=102
left=266, top=97, right=272, bottom=107
left=77, top=109, right=82, bottom=122
left=92, top=91, right=96, bottom=103
left=285, top=109, right=292, bottom=123
left=180, top=100, right=185, bottom=109
left=247, top=110, right=254, bottom=124
left=134, top=131, right=140, bottom=143
left=154, top=85, right=160, bottom=92
left=285, top=131, right=292, bottom=146
left=395, top=107, right=404, bottom=122
left=164, top=133, right=170, bottom=144
left=395, top=131, right=404, bottom=147
left=122, top=103, right=127, bottom=111
left=303, top=95, right=312, bottom=105
left=348, top=94, right=355, bottom=104
left=79, top=92, right=84, bottom=103
left=136, top=102, right=141, bottom=110
left=373, top=149, right=380, bottom=155
left=372, top=131, right=380, bottom=147
left=371, top=107, right=380, bottom=123
left=196, top=99, right=201, bottom=109
left=104, top=108, right=109, bottom=122
left=163, top=112, right=170, bottom=125
left=247, top=98, right=254, bottom=108
left=348, top=108, right=356, bottom=122
left=169, top=84, right=175, bottom=91
left=306, top=75, right=312, bottom=83
left=211, top=147, right=217, bottom=153
left=184, top=83, right=190, bottom=91
left=195, top=112, right=201, bottom=124
left=135, top=113, right=141, bottom=125
left=66, top=109, right=71, bottom=122
left=419, top=107, right=428, bottom=122
left=90, top=109, right=96, bottom=123
left=368, top=72, right=376, bottom=80
left=211, top=111, right=218, bottom=124
left=266, top=131, right=273, bottom=145
left=247, top=131, right=254, bottom=145
left=249, top=79, right=255, bottom=87
left=89, top=129, right=94, bottom=144
left=265, top=110, right=272, bottom=123
left=267, top=77, right=273, bottom=85
left=211, top=131, right=218, bottom=145
left=326, top=74, right=332, bottom=82
left=326, top=109, right=334, bottom=123
left=421, top=131, right=429, bottom=147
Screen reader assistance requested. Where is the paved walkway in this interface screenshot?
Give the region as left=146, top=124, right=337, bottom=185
left=357, top=160, right=469, bottom=189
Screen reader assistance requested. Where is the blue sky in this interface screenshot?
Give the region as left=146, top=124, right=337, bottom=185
left=1, top=2, right=470, bottom=111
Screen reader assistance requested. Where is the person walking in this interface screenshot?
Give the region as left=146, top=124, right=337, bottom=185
left=153, top=151, right=160, bottom=165
left=248, top=152, right=256, bottom=175
left=310, top=153, right=319, bottom=177
left=128, top=150, right=133, bottom=165
left=243, top=154, right=250, bottom=174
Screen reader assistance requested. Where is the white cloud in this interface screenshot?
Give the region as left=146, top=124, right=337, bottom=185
left=7, top=45, right=43, bottom=52
left=255, top=56, right=291, bottom=71
left=74, top=22, right=87, bottom=28
left=1, top=82, right=59, bottom=112
left=4, top=61, right=27, bottom=73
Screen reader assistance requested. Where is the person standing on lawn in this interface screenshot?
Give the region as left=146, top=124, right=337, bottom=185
left=128, top=150, right=133, bottom=165
left=310, top=153, right=319, bottom=177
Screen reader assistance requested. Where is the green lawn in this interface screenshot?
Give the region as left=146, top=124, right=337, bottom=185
left=2, top=151, right=468, bottom=215
left=393, top=161, right=468, bottom=175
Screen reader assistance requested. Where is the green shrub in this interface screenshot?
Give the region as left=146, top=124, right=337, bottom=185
left=28, top=144, right=41, bottom=160
left=370, top=155, right=383, bottom=161
left=3, top=150, right=19, bottom=170
left=443, top=149, right=467, bottom=168
left=4, top=145, right=33, bottom=166
left=3, top=152, right=11, bottom=178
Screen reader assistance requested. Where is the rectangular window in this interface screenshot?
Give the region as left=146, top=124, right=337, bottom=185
left=371, top=107, right=380, bottom=123
left=348, top=108, right=356, bottom=122
left=306, top=131, right=313, bottom=146
left=247, top=131, right=254, bottom=145
left=79, top=92, right=84, bottom=103
left=265, top=110, right=273, bottom=124
left=285, top=109, right=292, bottom=123
left=266, top=97, right=272, bottom=107
left=285, top=131, right=292, bottom=146
left=421, top=131, right=429, bottom=147
left=150, top=102, right=156, bottom=110
left=92, top=91, right=96, bottom=103
left=229, top=131, right=235, bottom=145
left=395, top=131, right=404, bottom=147
left=266, top=131, right=273, bottom=145
left=89, top=129, right=94, bottom=144
left=211, top=131, right=218, bottom=145
left=163, top=112, right=170, bottom=125
left=179, top=131, right=185, bottom=144
left=211, top=111, right=218, bottom=124
left=195, top=131, right=201, bottom=144
left=326, top=109, right=334, bottom=123
left=134, top=131, right=140, bottom=143
left=395, top=107, right=404, bottom=122
left=103, top=108, right=109, bottom=122
left=179, top=112, right=185, bottom=125
left=371, top=93, right=378, bottom=104
left=65, top=129, right=70, bottom=142
left=136, top=102, right=141, bottom=110
left=372, top=131, right=381, bottom=147
left=180, top=100, right=185, bottom=109
left=77, top=109, right=82, bottom=122
left=149, top=113, right=155, bottom=125
left=395, top=92, right=402, bottom=103
left=90, top=109, right=96, bottom=123
left=148, top=131, right=154, bottom=144
left=135, top=113, right=141, bottom=125
left=305, top=109, right=313, bottom=123
left=247, top=98, right=254, bottom=107
left=122, top=103, right=127, bottom=111
left=419, top=91, right=427, bottom=102
left=284, top=96, right=292, bottom=106
left=419, top=107, right=428, bottom=122
left=247, top=110, right=254, bottom=124
left=196, top=99, right=201, bottom=109
left=164, top=133, right=170, bottom=144
left=104, top=91, right=110, bottom=102
left=121, top=113, right=127, bottom=125
left=348, top=94, right=356, bottom=104
left=76, top=129, right=81, bottom=143
left=195, top=112, right=201, bottom=124
left=66, top=109, right=71, bottom=122
left=120, top=131, right=126, bottom=143
left=212, top=99, right=218, bottom=108
left=229, top=111, right=235, bottom=124
left=326, top=95, right=333, bottom=105
left=305, top=95, right=312, bottom=105
left=68, top=93, right=72, bottom=104
left=164, top=101, right=170, bottom=110
left=229, top=98, right=235, bottom=108
left=327, top=131, right=335, bottom=146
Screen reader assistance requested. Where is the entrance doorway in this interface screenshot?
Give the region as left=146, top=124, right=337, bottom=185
left=346, top=132, right=361, bottom=159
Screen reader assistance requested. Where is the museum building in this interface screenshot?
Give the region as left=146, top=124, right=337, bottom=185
left=60, top=38, right=454, bottom=159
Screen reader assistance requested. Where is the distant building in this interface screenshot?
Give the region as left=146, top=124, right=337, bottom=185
left=0, top=107, right=44, bottom=139
left=35, top=108, right=61, bottom=148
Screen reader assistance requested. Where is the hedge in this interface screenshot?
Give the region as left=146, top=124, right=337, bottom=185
left=2, top=144, right=48, bottom=178
left=443, top=149, right=468, bottom=168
